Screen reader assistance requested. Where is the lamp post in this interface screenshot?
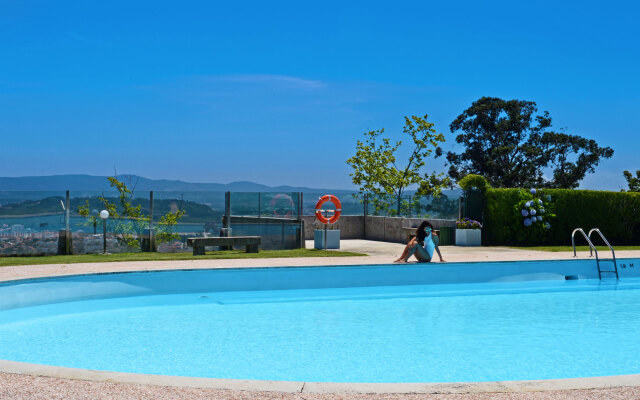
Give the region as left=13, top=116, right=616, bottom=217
left=100, top=210, right=109, bottom=254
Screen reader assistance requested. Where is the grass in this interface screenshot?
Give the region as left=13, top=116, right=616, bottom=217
left=0, top=249, right=367, bottom=267
left=509, top=245, right=640, bottom=252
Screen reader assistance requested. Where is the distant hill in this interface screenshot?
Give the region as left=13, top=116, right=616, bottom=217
left=0, top=174, right=355, bottom=193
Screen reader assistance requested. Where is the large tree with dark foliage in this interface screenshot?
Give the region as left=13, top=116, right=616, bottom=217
left=623, top=170, right=640, bottom=192
left=446, top=97, right=614, bottom=188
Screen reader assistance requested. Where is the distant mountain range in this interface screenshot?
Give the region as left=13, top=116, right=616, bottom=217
left=0, top=174, right=355, bottom=193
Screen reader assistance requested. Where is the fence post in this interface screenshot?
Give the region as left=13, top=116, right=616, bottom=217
left=363, top=194, right=368, bottom=216
left=363, top=194, right=368, bottom=240
left=223, top=191, right=231, bottom=237
left=298, top=192, right=304, bottom=248
left=57, top=190, right=72, bottom=255
left=149, top=190, right=154, bottom=252
left=65, top=190, right=71, bottom=255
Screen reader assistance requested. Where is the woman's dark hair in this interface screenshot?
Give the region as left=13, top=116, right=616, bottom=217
left=415, top=220, right=433, bottom=243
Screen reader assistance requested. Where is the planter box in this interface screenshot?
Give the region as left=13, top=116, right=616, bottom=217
left=455, top=229, right=481, bottom=246
left=314, top=229, right=340, bottom=249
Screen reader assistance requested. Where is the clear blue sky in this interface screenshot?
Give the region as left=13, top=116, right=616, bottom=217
left=1, top=0, right=638, bottom=190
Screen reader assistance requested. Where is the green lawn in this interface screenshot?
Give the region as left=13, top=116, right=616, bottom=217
left=509, top=245, right=640, bottom=252
left=0, top=249, right=366, bottom=267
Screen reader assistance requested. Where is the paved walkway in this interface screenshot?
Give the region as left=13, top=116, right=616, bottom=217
left=2, top=239, right=640, bottom=283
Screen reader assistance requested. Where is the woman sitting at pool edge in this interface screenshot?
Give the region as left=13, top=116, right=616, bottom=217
left=393, top=221, right=445, bottom=263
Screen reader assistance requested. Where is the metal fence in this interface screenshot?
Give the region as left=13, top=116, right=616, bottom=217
left=359, top=190, right=461, bottom=219
left=0, top=189, right=461, bottom=256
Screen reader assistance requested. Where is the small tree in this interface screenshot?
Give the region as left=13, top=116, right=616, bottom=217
left=155, top=200, right=186, bottom=244
left=78, top=175, right=185, bottom=247
left=346, top=114, right=450, bottom=215
left=623, top=170, right=640, bottom=192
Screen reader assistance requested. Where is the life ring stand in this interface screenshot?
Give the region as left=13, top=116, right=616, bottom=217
left=315, top=195, right=342, bottom=224
left=271, top=193, right=294, bottom=217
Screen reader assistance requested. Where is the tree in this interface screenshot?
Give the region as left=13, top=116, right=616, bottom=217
left=623, top=170, right=640, bottom=192
left=447, top=97, right=614, bottom=188
left=78, top=175, right=185, bottom=247
left=346, top=114, right=450, bottom=215
left=541, top=132, right=614, bottom=188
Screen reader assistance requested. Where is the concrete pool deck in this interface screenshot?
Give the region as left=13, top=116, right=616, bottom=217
left=2, top=239, right=640, bottom=399
left=3, top=239, right=640, bottom=283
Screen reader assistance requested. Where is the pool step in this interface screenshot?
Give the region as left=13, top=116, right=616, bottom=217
left=596, top=255, right=619, bottom=280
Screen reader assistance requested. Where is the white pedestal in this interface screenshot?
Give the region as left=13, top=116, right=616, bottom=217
left=314, top=230, right=340, bottom=249
left=455, top=229, right=482, bottom=246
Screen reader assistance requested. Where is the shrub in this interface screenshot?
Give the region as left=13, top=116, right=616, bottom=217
left=514, top=188, right=556, bottom=239
left=484, top=188, right=640, bottom=246
left=458, top=174, right=491, bottom=192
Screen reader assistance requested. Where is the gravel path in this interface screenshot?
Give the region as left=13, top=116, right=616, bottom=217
left=2, top=372, right=640, bottom=400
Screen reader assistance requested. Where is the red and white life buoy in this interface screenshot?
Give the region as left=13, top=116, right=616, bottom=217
left=315, top=195, right=342, bottom=224
left=270, top=193, right=294, bottom=217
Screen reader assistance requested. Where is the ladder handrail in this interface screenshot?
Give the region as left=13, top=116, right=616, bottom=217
left=588, top=228, right=618, bottom=269
left=572, top=228, right=597, bottom=259
left=572, top=227, right=619, bottom=280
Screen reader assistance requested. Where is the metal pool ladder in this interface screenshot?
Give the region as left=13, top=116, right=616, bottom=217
left=571, top=228, right=618, bottom=280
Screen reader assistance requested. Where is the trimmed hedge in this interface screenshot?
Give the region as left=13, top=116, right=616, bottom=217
left=483, top=188, right=640, bottom=246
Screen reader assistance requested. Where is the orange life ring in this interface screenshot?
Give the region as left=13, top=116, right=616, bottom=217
left=315, top=195, right=342, bottom=224
left=270, top=193, right=294, bottom=217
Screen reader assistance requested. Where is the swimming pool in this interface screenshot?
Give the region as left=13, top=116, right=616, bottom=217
left=1, top=259, right=640, bottom=384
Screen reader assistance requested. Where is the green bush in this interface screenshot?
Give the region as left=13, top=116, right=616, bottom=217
left=458, top=174, right=491, bottom=192
left=484, top=188, right=640, bottom=246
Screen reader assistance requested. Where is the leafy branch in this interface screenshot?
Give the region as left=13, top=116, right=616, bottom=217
left=346, top=114, right=450, bottom=216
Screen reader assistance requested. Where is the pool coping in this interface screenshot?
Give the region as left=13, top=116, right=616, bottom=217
left=0, top=256, right=604, bottom=285
left=1, top=359, right=640, bottom=394
left=2, top=255, right=639, bottom=285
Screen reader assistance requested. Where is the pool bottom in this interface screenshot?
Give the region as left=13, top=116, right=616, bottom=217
left=1, top=278, right=640, bottom=384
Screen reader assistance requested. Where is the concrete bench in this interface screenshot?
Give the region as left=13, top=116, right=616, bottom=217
left=187, top=236, right=261, bottom=255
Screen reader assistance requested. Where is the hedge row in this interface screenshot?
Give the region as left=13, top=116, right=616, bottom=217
left=483, top=188, right=640, bottom=246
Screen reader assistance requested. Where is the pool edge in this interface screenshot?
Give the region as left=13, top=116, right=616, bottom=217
left=2, top=359, right=639, bottom=394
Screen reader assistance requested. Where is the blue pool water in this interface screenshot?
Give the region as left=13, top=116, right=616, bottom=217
left=1, top=262, right=640, bottom=383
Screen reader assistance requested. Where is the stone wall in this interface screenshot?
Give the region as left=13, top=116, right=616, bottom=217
left=0, top=235, right=58, bottom=256
left=363, top=217, right=457, bottom=243
left=303, top=216, right=456, bottom=243
left=72, top=233, right=140, bottom=254
left=303, top=215, right=365, bottom=241
left=0, top=233, right=139, bottom=256
left=157, top=240, right=190, bottom=253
